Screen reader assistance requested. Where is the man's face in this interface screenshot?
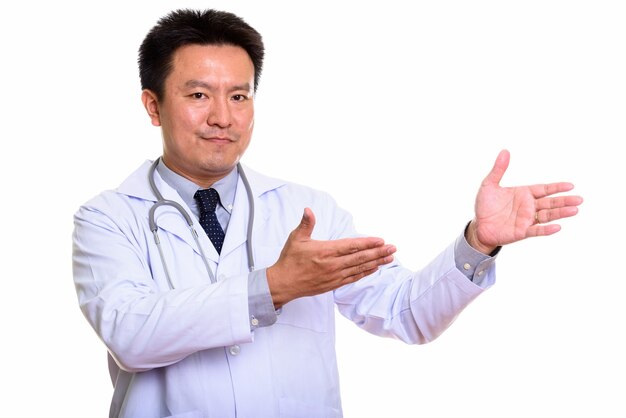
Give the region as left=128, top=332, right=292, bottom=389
left=143, top=44, right=255, bottom=186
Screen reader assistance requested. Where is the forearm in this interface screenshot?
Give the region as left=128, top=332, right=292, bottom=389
left=334, top=233, right=497, bottom=344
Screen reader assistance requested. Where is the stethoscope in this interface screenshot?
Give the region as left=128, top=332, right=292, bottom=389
left=148, top=157, right=256, bottom=289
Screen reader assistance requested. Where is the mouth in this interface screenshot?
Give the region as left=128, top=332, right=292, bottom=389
left=200, top=136, right=234, bottom=144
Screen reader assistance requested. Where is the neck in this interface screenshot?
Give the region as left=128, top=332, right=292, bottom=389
left=162, top=157, right=236, bottom=189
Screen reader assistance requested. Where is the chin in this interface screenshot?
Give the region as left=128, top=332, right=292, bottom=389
left=201, top=158, right=238, bottom=174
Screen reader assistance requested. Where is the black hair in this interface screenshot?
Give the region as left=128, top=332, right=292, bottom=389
left=138, top=9, right=264, bottom=99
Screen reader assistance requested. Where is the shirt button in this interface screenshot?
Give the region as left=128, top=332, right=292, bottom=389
left=477, top=270, right=484, bottom=276
left=463, top=263, right=471, bottom=271
left=229, top=345, right=241, bottom=356
left=251, top=317, right=259, bottom=327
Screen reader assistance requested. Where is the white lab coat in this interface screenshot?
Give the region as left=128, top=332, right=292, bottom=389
left=73, top=160, right=495, bottom=418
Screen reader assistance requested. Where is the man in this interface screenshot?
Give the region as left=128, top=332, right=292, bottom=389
left=72, top=8, right=582, bottom=418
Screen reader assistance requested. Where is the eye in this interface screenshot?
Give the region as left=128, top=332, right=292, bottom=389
left=232, top=94, right=249, bottom=102
left=191, top=92, right=206, bottom=99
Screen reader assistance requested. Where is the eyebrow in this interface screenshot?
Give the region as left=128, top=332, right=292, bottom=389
left=184, top=80, right=252, bottom=92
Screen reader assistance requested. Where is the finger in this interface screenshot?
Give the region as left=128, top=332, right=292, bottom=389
left=536, top=206, right=579, bottom=224
left=482, top=149, right=510, bottom=187
left=291, top=207, right=316, bottom=240
left=535, top=195, right=584, bottom=210
left=339, top=245, right=396, bottom=273
left=526, top=223, right=562, bottom=238
left=529, top=182, right=575, bottom=199
left=340, top=267, right=381, bottom=286
left=328, top=236, right=387, bottom=256
left=340, top=257, right=395, bottom=280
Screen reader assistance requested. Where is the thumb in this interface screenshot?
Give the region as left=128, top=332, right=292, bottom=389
left=292, top=207, right=316, bottom=240
left=482, top=149, right=510, bottom=187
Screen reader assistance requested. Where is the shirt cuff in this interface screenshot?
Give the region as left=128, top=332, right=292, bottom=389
left=248, top=269, right=278, bottom=329
left=455, top=223, right=500, bottom=286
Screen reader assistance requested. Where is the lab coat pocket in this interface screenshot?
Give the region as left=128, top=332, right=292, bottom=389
left=276, top=295, right=331, bottom=333
left=255, top=245, right=332, bottom=333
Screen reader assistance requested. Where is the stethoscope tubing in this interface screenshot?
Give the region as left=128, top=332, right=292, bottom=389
left=147, top=157, right=255, bottom=289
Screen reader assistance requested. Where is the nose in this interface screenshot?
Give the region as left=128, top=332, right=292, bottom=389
left=207, top=97, right=232, bottom=128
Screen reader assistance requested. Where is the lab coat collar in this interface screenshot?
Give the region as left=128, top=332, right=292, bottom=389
left=117, top=160, right=287, bottom=202
left=116, top=160, right=286, bottom=262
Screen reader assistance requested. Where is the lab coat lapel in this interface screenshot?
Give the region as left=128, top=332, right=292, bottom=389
left=118, top=160, right=285, bottom=265
left=156, top=205, right=220, bottom=264
left=220, top=165, right=277, bottom=261
left=221, top=176, right=257, bottom=259
left=154, top=177, right=220, bottom=265
left=117, top=160, right=220, bottom=264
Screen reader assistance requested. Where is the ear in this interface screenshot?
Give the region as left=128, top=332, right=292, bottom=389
left=141, top=89, right=162, bottom=127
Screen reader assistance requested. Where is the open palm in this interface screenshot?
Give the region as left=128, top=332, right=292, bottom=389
left=473, top=150, right=583, bottom=249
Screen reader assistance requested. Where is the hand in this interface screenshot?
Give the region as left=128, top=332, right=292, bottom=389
left=267, top=208, right=396, bottom=308
left=466, top=149, right=584, bottom=254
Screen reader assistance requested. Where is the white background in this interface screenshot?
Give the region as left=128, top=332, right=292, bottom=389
left=1, top=1, right=624, bottom=416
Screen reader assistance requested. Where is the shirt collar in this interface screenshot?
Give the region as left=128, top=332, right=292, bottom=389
left=156, top=159, right=238, bottom=217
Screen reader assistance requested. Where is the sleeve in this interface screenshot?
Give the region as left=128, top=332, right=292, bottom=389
left=72, top=199, right=254, bottom=373
left=323, top=195, right=496, bottom=345
left=454, top=225, right=499, bottom=287
left=247, top=269, right=278, bottom=328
